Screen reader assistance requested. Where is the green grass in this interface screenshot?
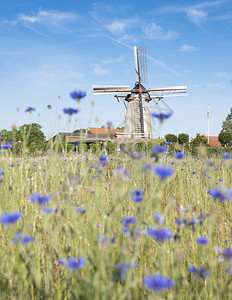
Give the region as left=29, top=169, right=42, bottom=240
left=0, top=147, right=232, bottom=299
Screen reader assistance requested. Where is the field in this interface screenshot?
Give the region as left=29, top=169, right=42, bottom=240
left=0, top=145, right=232, bottom=299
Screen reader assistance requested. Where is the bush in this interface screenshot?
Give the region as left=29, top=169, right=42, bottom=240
left=178, top=133, right=189, bottom=145
left=107, top=142, right=117, bottom=154
left=90, top=143, right=96, bottom=153
left=165, top=134, right=177, bottom=143
left=218, top=131, right=232, bottom=147
left=147, top=140, right=157, bottom=152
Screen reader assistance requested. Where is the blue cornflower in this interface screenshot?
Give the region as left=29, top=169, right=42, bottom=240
left=0, top=170, right=4, bottom=175
left=176, top=219, right=183, bottom=226
left=99, top=155, right=108, bottom=167
left=29, top=193, right=51, bottom=205
left=146, top=228, right=173, bottom=242
left=41, top=207, right=58, bottom=214
left=0, top=211, right=22, bottom=225
left=76, top=206, right=88, bottom=213
left=208, top=188, right=232, bottom=202
left=130, top=189, right=144, bottom=202
left=63, top=108, right=79, bottom=115
left=191, top=171, right=197, bottom=174
left=222, top=249, right=232, bottom=259
left=73, top=142, right=79, bottom=146
left=58, top=257, right=86, bottom=271
left=25, top=107, right=36, bottom=113
left=174, top=152, right=185, bottom=159
left=0, top=179, right=3, bottom=183
left=153, top=145, right=167, bottom=153
left=196, top=236, right=209, bottom=245
left=144, top=274, right=175, bottom=292
left=121, top=217, right=137, bottom=227
left=151, top=111, right=173, bottom=122
left=188, top=265, right=210, bottom=280
left=116, top=262, right=138, bottom=281
left=70, top=90, right=87, bottom=100
left=166, top=141, right=172, bottom=145
left=1, top=144, right=12, bottom=149
left=154, top=165, right=174, bottom=179
left=154, top=213, right=165, bottom=224
left=12, top=233, right=34, bottom=245
left=222, top=153, right=231, bottom=160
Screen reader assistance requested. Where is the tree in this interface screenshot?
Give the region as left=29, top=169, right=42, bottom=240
left=178, top=133, right=189, bottom=145
left=17, top=123, right=46, bottom=152
left=165, top=134, right=177, bottom=143
left=218, top=131, right=232, bottom=147
left=191, top=133, right=209, bottom=147
left=221, top=108, right=232, bottom=132
left=0, top=129, right=18, bottom=142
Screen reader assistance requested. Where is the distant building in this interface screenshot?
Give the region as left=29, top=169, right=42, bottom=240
left=204, top=136, right=222, bottom=147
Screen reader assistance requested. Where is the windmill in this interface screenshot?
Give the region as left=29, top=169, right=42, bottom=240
left=93, top=46, right=187, bottom=139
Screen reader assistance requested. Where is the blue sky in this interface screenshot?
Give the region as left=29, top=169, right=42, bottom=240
left=0, top=0, right=232, bottom=139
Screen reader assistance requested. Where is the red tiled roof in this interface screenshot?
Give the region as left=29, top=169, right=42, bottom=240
left=204, top=136, right=222, bottom=147
left=88, top=127, right=123, bottom=134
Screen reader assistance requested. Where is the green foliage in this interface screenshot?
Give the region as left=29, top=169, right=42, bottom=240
left=107, top=142, right=117, bottom=154
left=73, top=128, right=91, bottom=135
left=78, top=143, right=88, bottom=153
left=218, top=131, right=232, bottom=147
left=178, top=133, right=189, bottom=145
left=17, top=123, right=46, bottom=149
left=165, top=133, right=177, bottom=143
left=147, top=140, right=157, bottom=152
left=221, top=108, right=232, bottom=132
left=136, top=142, right=146, bottom=153
left=191, top=133, right=209, bottom=147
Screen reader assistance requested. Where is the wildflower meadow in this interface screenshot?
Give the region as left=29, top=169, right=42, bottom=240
left=1, top=94, right=232, bottom=299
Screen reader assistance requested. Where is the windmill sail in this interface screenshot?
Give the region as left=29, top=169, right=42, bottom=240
left=92, top=46, right=187, bottom=139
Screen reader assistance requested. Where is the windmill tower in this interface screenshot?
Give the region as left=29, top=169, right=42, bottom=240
left=93, top=46, right=187, bottom=139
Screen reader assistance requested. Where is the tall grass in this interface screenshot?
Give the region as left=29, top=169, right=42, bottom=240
left=0, top=143, right=232, bottom=299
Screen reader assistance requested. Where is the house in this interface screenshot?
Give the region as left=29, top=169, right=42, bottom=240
left=204, top=136, right=222, bottom=147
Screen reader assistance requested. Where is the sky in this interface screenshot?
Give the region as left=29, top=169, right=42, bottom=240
left=0, top=0, right=232, bottom=139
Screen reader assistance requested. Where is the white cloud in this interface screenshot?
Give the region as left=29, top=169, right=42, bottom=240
left=102, top=56, right=125, bottom=64
left=186, top=9, right=207, bottom=24
left=18, top=10, right=78, bottom=24
left=93, top=65, right=109, bottom=75
left=105, top=21, right=126, bottom=34
left=144, top=23, right=178, bottom=40
left=177, top=44, right=196, bottom=52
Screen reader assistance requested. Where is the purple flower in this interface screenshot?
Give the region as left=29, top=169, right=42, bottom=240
left=12, top=233, right=34, bottom=245
left=142, top=164, right=152, bottom=172
left=174, top=152, right=185, bottom=159
left=154, top=213, right=165, bottom=224
left=121, top=217, right=137, bottom=227
left=188, top=265, right=210, bottom=280
left=116, top=262, right=138, bottom=281
left=146, top=228, right=173, bottom=242
left=70, top=90, right=87, bottom=100
left=154, top=165, right=174, bottom=179
left=153, top=145, right=167, bottom=153
left=166, top=141, right=172, bottom=145
left=76, top=206, right=88, bottom=213
left=63, top=108, right=79, bottom=115
left=222, top=248, right=232, bottom=259
left=25, top=107, right=36, bottom=113
left=0, top=170, right=4, bottom=175
left=208, top=188, right=232, bottom=202
left=130, top=189, right=144, bottom=202
left=222, top=153, right=231, bottom=160
left=144, top=274, right=175, bottom=291
left=98, top=155, right=108, bottom=167
left=29, top=193, right=51, bottom=205
left=196, top=236, right=209, bottom=245
left=1, top=144, right=12, bottom=149
left=0, top=211, right=22, bottom=225
left=151, top=111, right=173, bottom=122
left=58, top=257, right=86, bottom=271
left=41, top=207, right=58, bottom=214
